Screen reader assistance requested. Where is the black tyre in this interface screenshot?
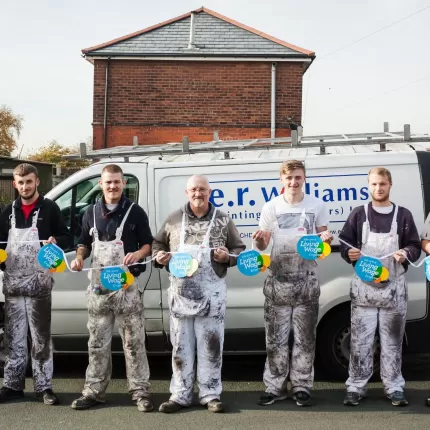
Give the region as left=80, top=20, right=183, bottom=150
left=317, top=304, right=380, bottom=380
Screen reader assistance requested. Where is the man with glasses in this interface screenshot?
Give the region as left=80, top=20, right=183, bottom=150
left=153, top=174, right=245, bottom=414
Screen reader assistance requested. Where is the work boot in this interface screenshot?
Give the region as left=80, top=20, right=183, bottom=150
left=343, top=391, right=361, bottom=406
left=159, top=400, right=184, bottom=413
left=71, top=395, right=103, bottom=410
left=292, top=391, right=312, bottom=407
left=257, top=392, right=287, bottom=406
left=0, top=387, right=24, bottom=403
left=206, top=399, right=225, bottom=413
left=36, top=389, right=59, bottom=405
left=136, top=396, right=154, bottom=412
left=387, top=391, right=408, bottom=407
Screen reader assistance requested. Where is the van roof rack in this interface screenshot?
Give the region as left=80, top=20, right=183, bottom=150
left=67, top=123, right=430, bottom=160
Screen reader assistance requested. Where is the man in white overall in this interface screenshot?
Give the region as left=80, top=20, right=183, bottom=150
left=153, top=174, right=245, bottom=413
left=339, top=167, right=421, bottom=407
left=253, top=160, right=332, bottom=407
left=420, top=212, right=430, bottom=407
left=0, top=163, right=72, bottom=405
left=70, top=164, right=154, bottom=412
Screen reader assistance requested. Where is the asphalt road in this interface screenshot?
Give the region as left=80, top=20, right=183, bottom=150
left=1, top=354, right=430, bottom=429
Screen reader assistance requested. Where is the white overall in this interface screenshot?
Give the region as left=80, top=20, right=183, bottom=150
left=346, top=203, right=407, bottom=395
left=168, top=208, right=227, bottom=406
left=82, top=203, right=151, bottom=402
left=3, top=208, right=54, bottom=392
left=263, top=209, right=319, bottom=396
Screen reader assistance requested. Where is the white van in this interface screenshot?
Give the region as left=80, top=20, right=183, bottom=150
left=1, top=135, right=429, bottom=379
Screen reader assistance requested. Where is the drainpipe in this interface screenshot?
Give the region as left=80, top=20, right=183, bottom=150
left=271, top=62, right=277, bottom=138
left=103, top=57, right=111, bottom=149
left=188, top=12, right=196, bottom=49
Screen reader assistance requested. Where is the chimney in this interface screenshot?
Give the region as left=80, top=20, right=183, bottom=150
left=188, top=11, right=196, bottom=49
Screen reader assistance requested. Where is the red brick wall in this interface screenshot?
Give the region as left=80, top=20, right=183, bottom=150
left=92, top=60, right=304, bottom=149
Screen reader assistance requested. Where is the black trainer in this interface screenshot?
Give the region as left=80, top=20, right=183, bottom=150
left=293, top=391, right=312, bottom=407
left=387, top=391, right=408, bottom=407
left=36, top=389, right=59, bottom=405
left=257, top=392, right=287, bottom=406
left=0, top=387, right=24, bottom=403
left=343, top=391, right=361, bottom=406
left=206, top=399, right=225, bottom=413
left=159, top=400, right=185, bottom=413
left=71, top=395, right=103, bottom=410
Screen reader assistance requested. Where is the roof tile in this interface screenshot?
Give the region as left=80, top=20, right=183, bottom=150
left=83, top=8, right=314, bottom=58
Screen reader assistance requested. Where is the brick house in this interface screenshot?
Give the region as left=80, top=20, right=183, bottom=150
left=82, top=7, right=314, bottom=149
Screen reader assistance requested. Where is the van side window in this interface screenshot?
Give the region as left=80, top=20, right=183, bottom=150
left=54, top=175, right=139, bottom=251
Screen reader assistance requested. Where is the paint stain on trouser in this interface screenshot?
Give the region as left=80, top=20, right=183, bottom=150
left=3, top=295, right=53, bottom=392
left=82, top=285, right=150, bottom=402
left=346, top=295, right=407, bottom=396
left=263, top=298, right=318, bottom=396
left=169, top=288, right=226, bottom=406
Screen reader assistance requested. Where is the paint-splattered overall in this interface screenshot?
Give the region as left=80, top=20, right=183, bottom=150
left=347, top=204, right=407, bottom=396
left=3, top=208, right=54, bottom=393
left=168, top=209, right=227, bottom=406
left=263, top=209, right=319, bottom=396
left=82, top=203, right=150, bottom=402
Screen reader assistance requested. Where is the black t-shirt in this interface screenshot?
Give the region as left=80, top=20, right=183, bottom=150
left=77, top=195, right=153, bottom=276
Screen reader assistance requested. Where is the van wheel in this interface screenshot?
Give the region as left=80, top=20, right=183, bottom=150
left=317, top=305, right=380, bottom=380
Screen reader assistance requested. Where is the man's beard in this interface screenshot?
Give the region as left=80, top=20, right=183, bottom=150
left=372, top=192, right=389, bottom=203
left=192, top=198, right=205, bottom=208
left=20, top=189, right=37, bottom=201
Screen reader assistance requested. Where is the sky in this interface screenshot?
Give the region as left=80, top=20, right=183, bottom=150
left=1, top=0, right=429, bottom=156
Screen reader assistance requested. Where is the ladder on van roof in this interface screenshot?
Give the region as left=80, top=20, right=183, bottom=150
left=67, top=123, right=430, bottom=160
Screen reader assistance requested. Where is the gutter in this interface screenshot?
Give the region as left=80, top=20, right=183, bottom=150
left=271, top=63, right=277, bottom=139
left=103, top=57, right=110, bottom=149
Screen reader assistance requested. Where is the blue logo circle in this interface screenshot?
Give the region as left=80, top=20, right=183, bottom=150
left=169, top=253, right=193, bottom=278
left=237, top=250, right=263, bottom=276
left=37, top=244, right=64, bottom=269
left=297, top=235, right=322, bottom=260
left=100, top=267, right=125, bottom=290
left=425, top=259, right=430, bottom=282
left=355, top=256, right=382, bottom=282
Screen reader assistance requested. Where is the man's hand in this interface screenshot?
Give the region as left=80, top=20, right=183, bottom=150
left=252, top=230, right=271, bottom=250
left=348, top=248, right=361, bottom=262
left=71, top=257, right=84, bottom=272
left=393, top=249, right=407, bottom=264
left=156, top=251, right=172, bottom=266
left=213, top=246, right=230, bottom=263
left=319, top=230, right=333, bottom=244
left=123, top=251, right=141, bottom=266
left=42, top=236, right=57, bottom=246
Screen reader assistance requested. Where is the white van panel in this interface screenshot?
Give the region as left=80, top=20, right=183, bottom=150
left=153, top=150, right=427, bottom=330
